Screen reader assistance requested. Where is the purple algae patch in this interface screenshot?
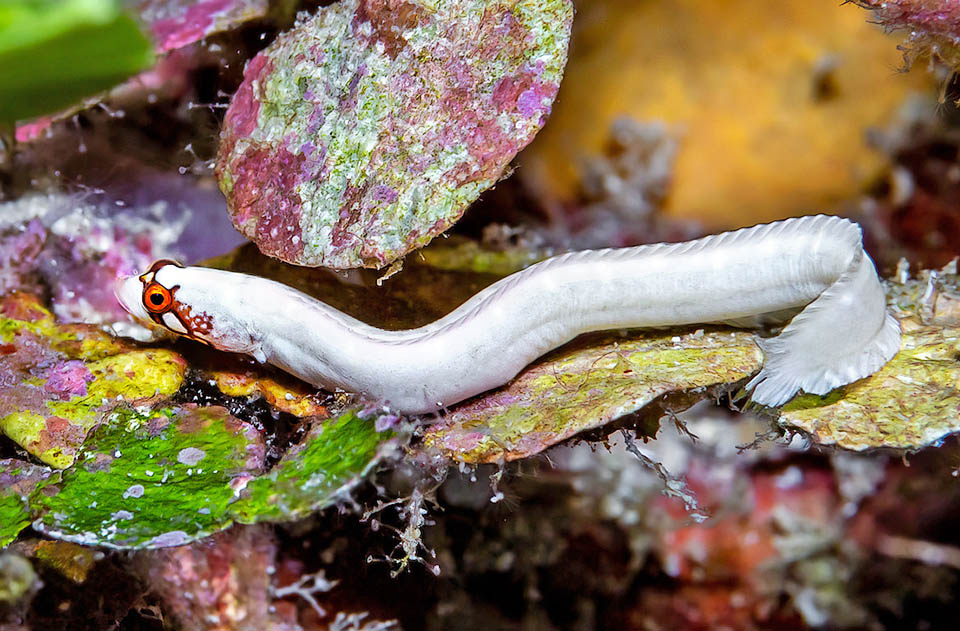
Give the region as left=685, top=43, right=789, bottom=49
left=217, top=0, right=573, bottom=269
left=43, top=361, right=94, bottom=398
left=371, top=185, right=399, bottom=204
left=0, top=459, right=52, bottom=497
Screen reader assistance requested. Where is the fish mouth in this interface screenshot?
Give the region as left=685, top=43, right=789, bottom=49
left=114, top=274, right=151, bottom=323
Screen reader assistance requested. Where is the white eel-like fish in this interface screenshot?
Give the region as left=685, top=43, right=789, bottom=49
left=115, top=215, right=901, bottom=414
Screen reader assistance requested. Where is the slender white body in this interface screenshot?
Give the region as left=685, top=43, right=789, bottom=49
left=116, top=215, right=901, bottom=414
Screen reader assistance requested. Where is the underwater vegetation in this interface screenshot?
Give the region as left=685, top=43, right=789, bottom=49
left=1, top=0, right=960, bottom=629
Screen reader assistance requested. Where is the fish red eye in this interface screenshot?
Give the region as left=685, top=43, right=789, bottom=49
left=143, top=283, right=173, bottom=313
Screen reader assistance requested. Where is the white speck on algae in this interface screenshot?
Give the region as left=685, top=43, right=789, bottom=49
left=177, top=447, right=207, bottom=466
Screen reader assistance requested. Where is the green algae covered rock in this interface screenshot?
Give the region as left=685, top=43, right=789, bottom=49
left=31, top=405, right=264, bottom=549
left=0, top=293, right=186, bottom=468
left=232, top=409, right=399, bottom=523
left=216, top=0, right=573, bottom=269
left=0, top=459, right=56, bottom=547
left=779, top=324, right=960, bottom=450
left=779, top=269, right=960, bottom=450
left=2, top=401, right=398, bottom=549
left=0, top=290, right=399, bottom=550
left=424, top=327, right=763, bottom=463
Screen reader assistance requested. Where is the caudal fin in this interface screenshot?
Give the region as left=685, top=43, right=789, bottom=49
left=745, top=251, right=901, bottom=407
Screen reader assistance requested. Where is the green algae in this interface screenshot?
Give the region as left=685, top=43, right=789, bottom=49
left=232, top=409, right=396, bottom=523
left=31, top=405, right=264, bottom=549
left=6, top=408, right=397, bottom=550
left=0, top=493, right=30, bottom=549
left=0, top=459, right=55, bottom=548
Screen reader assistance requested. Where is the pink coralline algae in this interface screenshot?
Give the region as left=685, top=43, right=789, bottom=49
left=217, top=0, right=573, bottom=269
left=137, top=0, right=269, bottom=53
